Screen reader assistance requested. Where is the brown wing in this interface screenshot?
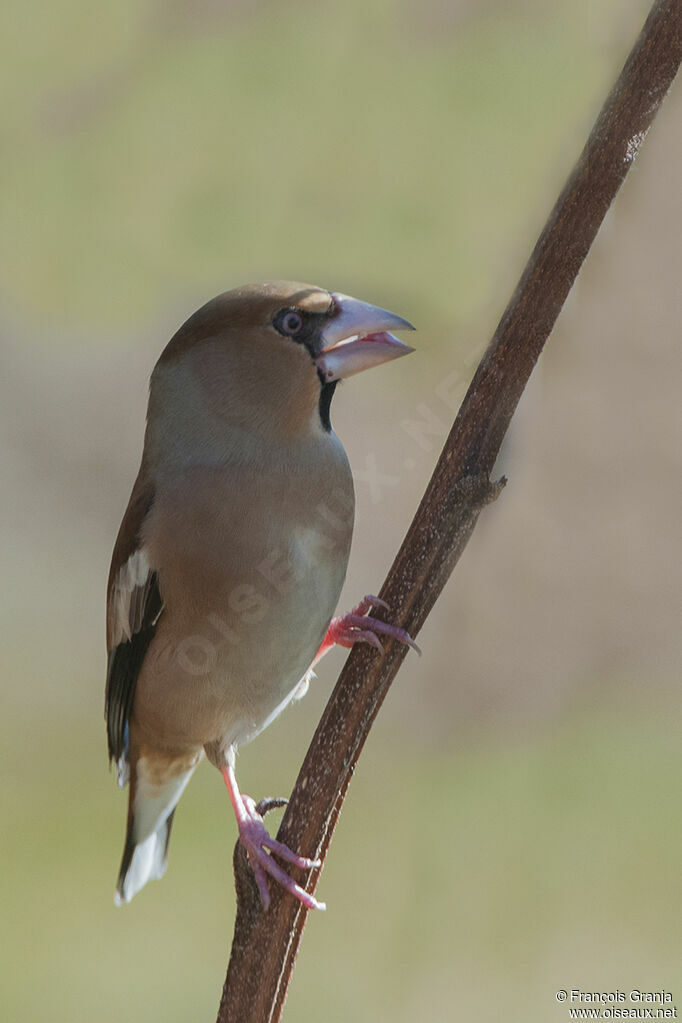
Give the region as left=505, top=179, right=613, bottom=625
left=105, top=469, right=162, bottom=775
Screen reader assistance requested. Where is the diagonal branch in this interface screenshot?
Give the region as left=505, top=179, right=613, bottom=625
left=217, top=2, right=682, bottom=1019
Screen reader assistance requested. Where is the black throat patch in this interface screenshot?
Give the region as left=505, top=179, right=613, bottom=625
left=318, top=379, right=338, bottom=432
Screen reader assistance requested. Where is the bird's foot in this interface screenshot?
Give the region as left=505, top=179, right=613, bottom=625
left=325, top=594, right=421, bottom=656
left=238, top=794, right=325, bottom=912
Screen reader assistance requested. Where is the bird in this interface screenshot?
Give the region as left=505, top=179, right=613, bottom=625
left=106, top=281, right=418, bottom=912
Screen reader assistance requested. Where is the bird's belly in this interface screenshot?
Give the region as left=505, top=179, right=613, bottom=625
left=209, top=541, right=344, bottom=744
left=135, top=469, right=353, bottom=755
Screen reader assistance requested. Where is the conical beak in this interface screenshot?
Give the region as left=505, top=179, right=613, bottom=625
left=315, top=292, right=416, bottom=383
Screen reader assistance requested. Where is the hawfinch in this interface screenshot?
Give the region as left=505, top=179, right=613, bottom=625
left=106, top=281, right=417, bottom=911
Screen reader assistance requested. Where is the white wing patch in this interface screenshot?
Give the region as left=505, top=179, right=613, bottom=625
left=109, top=548, right=153, bottom=648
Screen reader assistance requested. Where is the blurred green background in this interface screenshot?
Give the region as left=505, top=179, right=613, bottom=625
left=2, top=0, right=681, bottom=1020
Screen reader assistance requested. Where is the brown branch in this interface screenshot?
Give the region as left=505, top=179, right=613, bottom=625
left=217, top=2, right=682, bottom=1019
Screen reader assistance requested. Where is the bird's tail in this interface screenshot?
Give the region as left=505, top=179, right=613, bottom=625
left=114, top=754, right=197, bottom=905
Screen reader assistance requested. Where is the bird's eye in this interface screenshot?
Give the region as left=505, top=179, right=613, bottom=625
left=276, top=309, right=304, bottom=336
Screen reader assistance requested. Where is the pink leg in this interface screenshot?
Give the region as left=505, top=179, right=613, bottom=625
left=313, top=594, right=421, bottom=666
left=221, top=761, right=325, bottom=912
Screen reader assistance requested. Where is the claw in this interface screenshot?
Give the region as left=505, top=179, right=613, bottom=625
left=239, top=801, right=325, bottom=912
left=351, top=629, right=385, bottom=654
left=327, top=600, right=421, bottom=657
left=223, top=765, right=325, bottom=912
left=242, top=796, right=321, bottom=868
left=311, top=592, right=420, bottom=669
left=352, top=593, right=390, bottom=616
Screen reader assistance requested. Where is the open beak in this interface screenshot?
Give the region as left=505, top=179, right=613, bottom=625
left=315, top=292, right=416, bottom=382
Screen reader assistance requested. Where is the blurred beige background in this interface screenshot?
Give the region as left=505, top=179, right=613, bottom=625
left=2, top=1, right=681, bottom=1020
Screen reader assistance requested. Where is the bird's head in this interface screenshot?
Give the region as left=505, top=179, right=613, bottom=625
left=154, top=282, right=415, bottom=439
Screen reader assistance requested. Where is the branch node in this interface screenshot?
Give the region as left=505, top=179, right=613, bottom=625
left=454, top=471, right=506, bottom=509
left=489, top=475, right=507, bottom=502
